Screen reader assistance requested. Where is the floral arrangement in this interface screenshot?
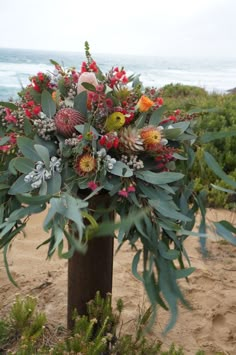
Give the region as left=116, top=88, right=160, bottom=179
left=1, top=42, right=234, bottom=332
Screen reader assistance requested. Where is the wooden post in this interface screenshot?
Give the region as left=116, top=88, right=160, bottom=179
left=67, top=194, right=114, bottom=329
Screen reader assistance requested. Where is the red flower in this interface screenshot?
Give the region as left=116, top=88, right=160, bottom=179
left=106, top=98, right=113, bottom=108
left=99, top=133, right=119, bottom=150
left=5, top=108, right=17, bottom=123
left=156, top=97, right=164, bottom=106
left=118, top=189, right=128, bottom=198
left=88, top=181, right=98, bottom=191
left=89, top=61, right=98, bottom=73
left=37, top=72, right=44, bottom=81
left=127, top=185, right=136, bottom=193
left=81, top=61, right=87, bottom=73
left=33, top=106, right=41, bottom=115
left=25, top=109, right=32, bottom=118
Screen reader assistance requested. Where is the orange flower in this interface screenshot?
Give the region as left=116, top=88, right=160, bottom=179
left=74, top=154, right=96, bottom=175
left=52, top=91, right=57, bottom=102
left=137, top=95, right=154, bottom=112
left=140, top=126, right=163, bottom=150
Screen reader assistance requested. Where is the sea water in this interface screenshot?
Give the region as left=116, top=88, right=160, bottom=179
left=0, top=48, right=236, bottom=101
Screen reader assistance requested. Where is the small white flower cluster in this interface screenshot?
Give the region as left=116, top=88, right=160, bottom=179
left=64, top=137, right=81, bottom=146
left=34, top=112, right=56, bottom=140
left=24, top=157, right=62, bottom=189
left=66, top=86, right=77, bottom=100
left=121, top=154, right=144, bottom=170
left=97, top=148, right=117, bottom=171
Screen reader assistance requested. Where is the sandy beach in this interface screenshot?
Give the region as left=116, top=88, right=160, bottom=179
left=0, top=208, right=236, bottom=354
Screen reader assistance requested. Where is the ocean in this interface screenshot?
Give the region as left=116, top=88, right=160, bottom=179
left=0, top=48, right=236, bottom=101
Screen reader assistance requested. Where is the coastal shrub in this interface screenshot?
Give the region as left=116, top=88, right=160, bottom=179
left=161, top=84, right=236, bottom=208
left=0, top=295, right=47, bottom=353
left=1, top=294, right=205, bottom=354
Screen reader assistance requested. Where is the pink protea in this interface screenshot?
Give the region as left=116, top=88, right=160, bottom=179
left=54, top=108, right=85, bottom=137
left=77, top=72, right=98, bottom=95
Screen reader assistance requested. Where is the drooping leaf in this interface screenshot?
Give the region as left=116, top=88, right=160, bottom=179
left=200, top=130, right=236, bottom=143
left=131, top=250, right=143, bottom=281
left=149, top=199, right=191, bottom=222
left=214, top=221, right=236, bottom=245
left=175, top=267, right=195, bottom=279
left=4, top=245, right=18, bottom=287
left=211, top=184, right=235, bottom=194
left=204, top=151, right=236, bottom=188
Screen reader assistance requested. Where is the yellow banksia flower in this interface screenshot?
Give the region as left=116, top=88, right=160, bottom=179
left=137, top=95, right=154, bottom=112
left=104, top=112, right=126, bottom=132
left=75, top=154, right=96, bottom=175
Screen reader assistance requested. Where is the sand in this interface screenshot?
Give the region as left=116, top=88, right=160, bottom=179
left=0, top=209, right=236, bottom=354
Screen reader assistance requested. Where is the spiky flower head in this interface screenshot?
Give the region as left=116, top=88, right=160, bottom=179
left=140, top=125, right=165, bottom=151
left=74, top=153, right=96, bottom=175
left=54, top=108, right=85, bottom=137
left=119, top=126, right=144, bottom=152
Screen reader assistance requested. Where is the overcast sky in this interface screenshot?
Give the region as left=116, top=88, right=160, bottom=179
left=0, top=0, right=235, bottom=57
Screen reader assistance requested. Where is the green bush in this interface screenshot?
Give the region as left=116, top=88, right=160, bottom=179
left=161, top=84, right=236, bottom=208
left=0, top=294, right=206, bottom=354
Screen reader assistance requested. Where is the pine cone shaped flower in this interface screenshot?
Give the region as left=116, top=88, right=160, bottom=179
left=54, top=108, right=85, bottom=137
left=119, top=126, right=144, bottom=152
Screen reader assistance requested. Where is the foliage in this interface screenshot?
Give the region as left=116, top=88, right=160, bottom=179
left=1, top=294, right=204, bottom=354
left=161, top=83, right=236, bottom=208
left=1, top=43, right=236, bottom=333
left=0, top=295, right=47, bottom=353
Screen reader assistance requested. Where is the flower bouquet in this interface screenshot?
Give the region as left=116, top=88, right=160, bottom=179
left=1, top=42, right=235, bottom=332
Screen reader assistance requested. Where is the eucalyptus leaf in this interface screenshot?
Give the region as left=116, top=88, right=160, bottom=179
left=149, top=105, right=166, bottom=125
left=34, top=144, right=50, bottom=169
left=204, top=151, right=236, bottom=188
left=200, top=130, right=236, bottom=143
left=111, top=161, right=133, bottom=177
left=46, top=172, right=62, bottom=194
left=135, top=171, right=184, bottom=185
left=41, top=89, right=56, bottom=118
left=13, top=157, right=35, bottom=174
left=8, top=175, right=34, bottom=195
left=17, top=137, right=40, bottom=161
left=73, top=92, right=87, bottom=117
left=0, top=101, right=18, bottom=110
left=81, top=82, right=96, bottom=91
left=0, top=136, right=10, bottom=146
